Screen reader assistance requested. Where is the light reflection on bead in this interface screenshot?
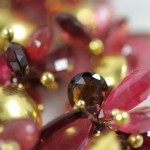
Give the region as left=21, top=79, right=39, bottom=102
left=0, top=9, right=36, bottom=44
left=89, top=39, right=104, bottom=55
left=92, top=55, right=127, bottom=89
left=128, top=134, right=143, bottom=148
left=0, top=26, right=14, bottom=41
left=74, top=100, right=86, bottom=110
left=112, top=109, right=130, bottom=126
left=1, top=140, right=20, bottom=150
left=87, top=132, right=121, bottom=150
left=0, top=86, right=41, bottom=127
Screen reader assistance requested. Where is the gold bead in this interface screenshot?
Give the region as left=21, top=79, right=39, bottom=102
left=0, top=9, right=36, bottom=44
left=1, top=140, right=20, bottom=150
left=89, top=39, right=104, bottom=55
left=0, top=86, right=42, bottom=127
left=0, top=26, right=14, bottom=41
left=40, top=72, right=55, bottom=88
left=112, top=109, right=130, bottom=126
left=128, top=134, right=144, bottom=148
left=111, top=109, right=120, bottom=116
left=92, top=55, right=127, bottom=90
left=74, top=100, right=86, bottom=109
left=38, top=104, right=45, bottom=112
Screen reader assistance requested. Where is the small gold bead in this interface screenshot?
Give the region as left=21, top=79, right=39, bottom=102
left=112, top=109, right=130, bottom=126
left=89, top=39, right=104, bottom=55
left=38, top=104, right=44, bottom=112
left=75, top=100, right=86, bottom=109
left=128, top=134, right=144, bottom=148
left=40, top=72, right=55, bottom=88
left=111, top=109, right=120, bottom=116
left=0, top=26, right=14, bottom=41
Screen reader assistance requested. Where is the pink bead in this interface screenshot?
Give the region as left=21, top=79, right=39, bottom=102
left=0, top=119, right=39, bottom=150
left=118, top=108, right=150, bottom=134
left=93, top=1, right=115, bottom=37
left=103, top=70, right=150, bottom=111
left=104, top=19, right=128, bottom=54
left=26, top=26, right=52, bottom=62
left=0, top=55, right=11, bottom=85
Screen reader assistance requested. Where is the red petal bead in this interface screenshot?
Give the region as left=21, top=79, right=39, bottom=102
left=36, top=110, right=94, bottom=150
left=104, top=19, right=128, bottom=54
left=117, top=107, right=150, bottom=134
left=0, top=119, right=39, bottom=150
left=44, top=45, right=75, bottom=77
left=26, top=26, right=52, bottom=62
left=103, top=70, right=150, bottom=111
left=54, top=13, right=91, bottom=43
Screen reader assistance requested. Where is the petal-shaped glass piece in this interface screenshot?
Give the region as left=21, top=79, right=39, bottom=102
left=103, top=70, right=150, bottom=112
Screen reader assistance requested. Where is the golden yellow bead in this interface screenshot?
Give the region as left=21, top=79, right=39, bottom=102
left=111, top=109, right=120, bottom=116
left=0, top=9, right=36, bottom=44
left=128, top=134, right=144, bottom=148
left=92, top=55, right=128, bottom=90
left=0, top=86, right=42, bottom=127
left=75, top=100, right=86, bottom=109
left=0, top=26, right=14, bottom=41
left=40, top=72, right=55, bottom=88
left=1, top=140, right=20, bottom=150
left=89, top=39, right=104, bottom=55
left=112, top=109, right=130, bottom=126
left=38, top=104, right=45, bottom=112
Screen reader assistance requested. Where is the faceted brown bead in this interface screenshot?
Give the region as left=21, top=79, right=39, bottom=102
left=68, top=72, right=108, bottom=107
left=5, top=42, right=29, bottom=77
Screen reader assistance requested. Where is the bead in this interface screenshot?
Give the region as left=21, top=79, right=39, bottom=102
left=0, top=55, right=12, bottom=85
left=112, top=109, right=130, bottom=126
left=86, top=132, right=121, bottom=150
left=74, top=100, right=86, bottom=109
left=118, top=108, right=150, bottom=133
left=26, top=26, right=52, bottom=62
left=40, top=72, right=56, bottom=89
left=44, top=45, right=75, bottom=77
left=0, top=26, right=14, bottom=41
left=128, top=134, right=143, bottom=148
left=89, top=39, right=104, bottom=55
left=103, top=70, right=150, bottom=112
left=36, top=110, right=93, bottom=150
left=5, top=42, right=29, bottom=77
left=92, top=55, right=127, bottom=90
left=0, top=119, right=40, bottom=150
left=54, top=13, right=91, bottom=43
left=0, top=140, right=20, bottom=150
left=68, top=72, right=108, bottom=107
left=0, top=85, right=42, bottom=127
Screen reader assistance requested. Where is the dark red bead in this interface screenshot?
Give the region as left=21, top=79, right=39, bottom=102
left=5, top=42, right=29, bottom=77
left=26, top=26, right=53, bottom=62
left=35, top=110, right=93, bottom=150
left=44, top=45, right=75, bottom=77
left=54, top=13, right=91, bottom=43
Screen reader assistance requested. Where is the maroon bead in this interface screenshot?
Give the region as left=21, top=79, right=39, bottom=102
left=54, top=13, right=91, bottom=43
left=26, top=26, right=53, bottom=62
left=5, top=42, right=29, bottom=77
left=44, top=45, right=75, bottom=77
left=35, top=110, right=93, bottom=150
left=68, top=72, right=108, bottom=107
